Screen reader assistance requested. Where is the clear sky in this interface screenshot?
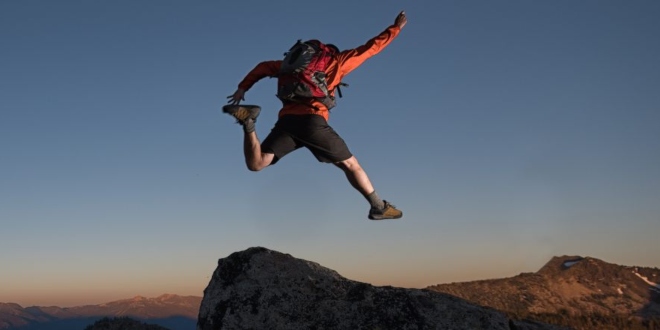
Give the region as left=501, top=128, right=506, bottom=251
left=1, top=1, right=659, bottom=307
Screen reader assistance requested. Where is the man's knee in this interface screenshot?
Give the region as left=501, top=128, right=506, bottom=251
left=335, top=156, right=360, bottom=172
left=247, top=153, right=275, bottom=172
left=247, top=163, right=266, bottom=172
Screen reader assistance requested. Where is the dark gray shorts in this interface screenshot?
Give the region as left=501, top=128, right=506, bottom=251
left=261, top=115, right=353, bottom=165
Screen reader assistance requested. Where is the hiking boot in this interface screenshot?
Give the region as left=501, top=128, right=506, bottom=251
left=368, top=200, right=403, bottom=220
left=222, top=104, right=261, bottom=125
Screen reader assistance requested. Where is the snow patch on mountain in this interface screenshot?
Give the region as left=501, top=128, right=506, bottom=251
left=563, top=260, right=580, bottom=268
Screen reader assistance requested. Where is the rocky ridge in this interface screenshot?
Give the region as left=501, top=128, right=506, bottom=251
left=427, top=255, right=660, bottom=328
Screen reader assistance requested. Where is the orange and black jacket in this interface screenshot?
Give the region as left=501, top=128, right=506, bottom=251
left=236, top=24, right=402, bottom=121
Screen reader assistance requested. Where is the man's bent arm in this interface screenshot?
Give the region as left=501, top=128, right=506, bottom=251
left=237, top=60, right=282, bottom=91
left=337, top=24, right=402, bottom=76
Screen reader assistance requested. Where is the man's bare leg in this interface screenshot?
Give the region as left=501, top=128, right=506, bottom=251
left=335, top=155, right=403, bottom=220
left=221, top=105, right=274, bottom=171
left=243, top=124, right=274, bottom=172
left=334, top=156, right=376, bottom=197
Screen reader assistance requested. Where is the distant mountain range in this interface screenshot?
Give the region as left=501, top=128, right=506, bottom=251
left=0, top=294, right=201, bottom=330
left=427, top=255, right=660, bottom=329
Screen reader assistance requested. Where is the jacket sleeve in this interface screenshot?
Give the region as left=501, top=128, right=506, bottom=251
left=237, top=60, right=282, bottom=91
left=336, top=24, right=401, bottom=76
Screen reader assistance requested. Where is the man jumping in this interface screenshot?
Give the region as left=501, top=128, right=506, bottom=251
left=224, top=11, right=407, bottom=220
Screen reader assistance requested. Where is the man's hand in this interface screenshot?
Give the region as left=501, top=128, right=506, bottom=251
left=226, top=88, right=245, bottom=105
left=395, top=11, right=407, bottom=29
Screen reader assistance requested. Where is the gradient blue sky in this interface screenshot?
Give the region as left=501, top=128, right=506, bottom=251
left=2, top=1, right=659, bottom=307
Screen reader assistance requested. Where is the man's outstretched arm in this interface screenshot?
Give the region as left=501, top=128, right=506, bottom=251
left=337, top=11, right=407, bottom=76
left=227, top=60, right=281, bottom=105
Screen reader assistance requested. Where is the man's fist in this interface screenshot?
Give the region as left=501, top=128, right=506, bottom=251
left=395, top=11, right=407, bottom=29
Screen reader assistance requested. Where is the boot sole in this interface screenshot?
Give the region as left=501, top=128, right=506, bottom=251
left=222, top=105, right=261, bottom=121
left=368, top=213, right=403, bottom=220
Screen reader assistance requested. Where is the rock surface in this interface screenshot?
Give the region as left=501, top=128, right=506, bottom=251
left=198, top=247, right=559, bottom=330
